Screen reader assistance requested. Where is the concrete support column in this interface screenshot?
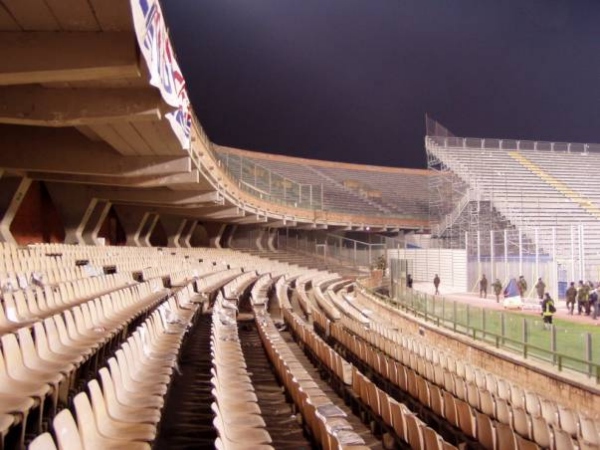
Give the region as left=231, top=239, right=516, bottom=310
left=255, top=227, right=266, bottom=252
left=179, top=220, right=197, bottom=248
left=46, top=183, right=96, bottom=245
left=139, top=213, right=159, bottom=247
left=0, top=175, right=32, bottom=244
left=82, top=200, right=111, bottom=245
left=225, top=224, right=237, bottom=249
left=113, top=205, right=151, bottom=247
left=209, top=223, right=227, bottom=249
left=160, top=216, right=187, bottom=248
left=267, top=228, right=277, bottom=252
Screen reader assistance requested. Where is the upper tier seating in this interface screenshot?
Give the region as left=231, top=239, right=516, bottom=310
left=216, top=147, right=430, bottom=218
left=427, top=139, right=600, bottom=266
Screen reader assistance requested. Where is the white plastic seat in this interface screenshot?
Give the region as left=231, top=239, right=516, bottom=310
left=87, top=380, right=156, bottom=442
left=106, top=358, right=164, bottom=410
left=73, top=392, right=152, bottom=450
left=28, top=432, right=57, bottom=450
left=97, top=368, right=161, bottom=424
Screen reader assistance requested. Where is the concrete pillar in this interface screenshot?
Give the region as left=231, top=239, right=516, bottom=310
left=209, top=223, right=227, bottom=249
left=179, top=220, right=197, bottom=248
left=225, top=224, right=237, bottom=249
left=82, top=200, right=111, bottom=245
left=160, top=216, right=187, bottom=248
left=255, top=227, right=266, bottom=252
left=267, top=228, right=277, bottom=252
left=46, top=183, right=97, bottom=245
left=139, top=213, right=159, bottom=247
left=113, top=205, right=151, bottom=247
left=0, top=175, right=33, bottom=244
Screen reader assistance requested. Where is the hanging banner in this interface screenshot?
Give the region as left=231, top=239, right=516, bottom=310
left=130, top=0, right=191, bottom=149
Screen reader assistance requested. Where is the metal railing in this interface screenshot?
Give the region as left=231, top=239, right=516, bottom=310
left=427, top=135, right=600, bottom=154
left=215, top=151, right=324, bottom=210
left=279, top=233, right=387, bottom=271
left=358, top=282, right=600, bottom=382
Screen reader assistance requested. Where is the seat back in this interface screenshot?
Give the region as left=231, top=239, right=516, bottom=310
left=53, top=409, right=84, bottom=450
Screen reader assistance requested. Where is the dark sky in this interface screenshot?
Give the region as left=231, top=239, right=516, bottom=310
left=162, top=0, right=600, bottom=169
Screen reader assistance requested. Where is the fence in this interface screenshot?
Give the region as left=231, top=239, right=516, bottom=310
left=279, top=232, right=386, bottom=271
left=215, top=150, right=324, bottom=210
left=359, top=281, right=600, bottom=382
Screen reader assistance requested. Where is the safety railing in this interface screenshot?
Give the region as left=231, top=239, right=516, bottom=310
left=215, top=151, right=324, bottom=210
left=359, top=281, right=600, bottom=382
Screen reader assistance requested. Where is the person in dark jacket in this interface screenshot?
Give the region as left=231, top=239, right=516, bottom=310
left=541, top=293, right=556, bottom=330
left=565, top=282, right=577, bottom=315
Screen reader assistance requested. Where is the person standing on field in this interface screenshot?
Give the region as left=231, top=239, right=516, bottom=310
left=479, top=274, right=488, bottom=299
left=433, top=274, right=440, bottom=295
left=492, top=278, right=503, bottom=303
left=535, top=278, right=546, bottom=300
left=565, top=281, right=577, bottom=315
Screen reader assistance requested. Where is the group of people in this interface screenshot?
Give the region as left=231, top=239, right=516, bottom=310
left=414, top=272, right=600, bottom=326
left=565, top=280, right=599, bottom=319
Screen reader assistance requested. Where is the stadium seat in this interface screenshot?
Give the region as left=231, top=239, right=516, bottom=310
left=28, top=432, right=57, bottom=450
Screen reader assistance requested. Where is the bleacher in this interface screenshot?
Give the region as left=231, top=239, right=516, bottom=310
left=427, top=137, right=600, bottom=267
left=0, top=242, right=597, bottom=449
left=216, top=146, right=430, bottom=219
left=1, top=0, right=599, bottom=449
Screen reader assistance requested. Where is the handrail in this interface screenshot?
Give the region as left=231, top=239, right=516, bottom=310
left=358, top=281, right=600, bottom=382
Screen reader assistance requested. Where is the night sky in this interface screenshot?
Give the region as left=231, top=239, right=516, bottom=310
left=162, top=0, right=600, bottom=169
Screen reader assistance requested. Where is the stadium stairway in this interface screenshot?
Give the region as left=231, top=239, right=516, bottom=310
left=237, top=318, right=312, bottom=450
left=152, top=314, right=216, bottom=449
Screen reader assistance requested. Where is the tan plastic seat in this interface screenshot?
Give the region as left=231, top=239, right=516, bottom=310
left=28, top=432, right=57, bottom=450
left=442, top=390, right=458, bottom=427
left=554, top=428, right=577, bottom=450
left=512, top=406, right=533, bottom=441
left=97, top=368, right=161, bottom=424
left=73, top=392, right=152, bottom=450
left=516, top=434, right=541, bottom=450
left=0, top=414, right=14, bottom=450
left=53, top=409, right=84, bottom=450
left=212, top=404, right=272, bottom=446
left=33, top=322, right=85, bottom=368
left=557, top=405, right=579, bottom=437
left=405, top=413, right=424, bottom=449
left=475, top=410, right=495, bottom=450
left=496, top=422, right=517, bottom=450
left=455, top=398, right=476, bottom=439
left=106, top=359, right=164, bottom=410
left=87, top=380, right=156, bottom=442
left=210, top=402, right=266, bottom=429
left=423, top=426, right=444, bottom=450
left=579, top=414, right=600, bottom=446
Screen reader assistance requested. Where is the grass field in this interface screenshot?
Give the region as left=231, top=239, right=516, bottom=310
left=396, top=290, right=600, bottom=378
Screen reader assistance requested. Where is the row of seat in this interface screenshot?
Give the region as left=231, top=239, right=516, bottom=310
left=28, top=282, right=202, bottom=449
left=329, top=293, right=599, bottom=450
left=211, top=292, right=273, bottom=449
left=253, top=305, right=369, bottom=450
left=351, top=288, right=600, bottom=448
left=0, top=278, right=169, bottom=449
left=1, top=273, right=132, bottom=335
left=330, top=313, right=520, bottom=449
left=352, top=366, right=457, bottom=450
left=283, top=307, right=352, bottom=386
left=284, top=283, right=459, bottom=450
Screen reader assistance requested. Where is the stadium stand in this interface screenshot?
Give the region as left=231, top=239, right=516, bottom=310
left=0, top=1, right=599, bottom=450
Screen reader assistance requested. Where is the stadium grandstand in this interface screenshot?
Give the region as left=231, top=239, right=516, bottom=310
left=0, top=1, right=598, bottom=450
